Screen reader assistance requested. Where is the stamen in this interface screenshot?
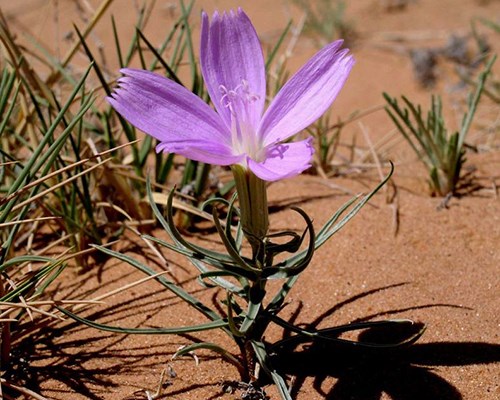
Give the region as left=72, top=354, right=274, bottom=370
left=240, top=79, right=260, bottom=103
left=219, top=80, right=259, bottom=110
left=219, top=85, right=232, bottom=109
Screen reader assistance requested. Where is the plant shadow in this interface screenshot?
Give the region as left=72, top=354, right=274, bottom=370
left=6, top=279, right=498, bottom=400
left=264, top=282, right=499, bottom=399
left=272, top=334, right=500, bottom=400
left=271, top=296, right=500, bottom=400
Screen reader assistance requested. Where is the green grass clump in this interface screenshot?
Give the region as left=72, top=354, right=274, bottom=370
left=384, top=56, right=496, bottom=197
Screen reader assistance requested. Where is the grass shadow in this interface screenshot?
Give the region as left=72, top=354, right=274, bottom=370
left=6, top=318, right=222, bottom=400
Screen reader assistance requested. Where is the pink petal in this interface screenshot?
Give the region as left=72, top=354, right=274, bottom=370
left=107, top=68, right=240, bottom=165
left=200, top=9, right=266, bottom=131
left=248, top=138, right=315, bottom=181
left=259, top=41, right=354, bottom=146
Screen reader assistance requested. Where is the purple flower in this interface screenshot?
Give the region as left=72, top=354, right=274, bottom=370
left=108, top=9, right=354, bottom=181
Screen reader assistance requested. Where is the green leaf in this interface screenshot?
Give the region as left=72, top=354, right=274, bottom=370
left=212, top=207, right=260, bottom=274
left=457, top=55, right=496, bottom=150
left=111, top=16, right=124, bottom=68
left=315, top=161, right=394, bottom=248
left=150, top=183, right=253, bottom=272
left=58, top=306, right=228, bottom=334
left=265, top=20, right=292, bottom=71
left=239, top=291, right=261, bottom=334
left=251, top=340, right=292, bottom=400
left=2, top=63, right=93, bottom=204
left=0, top=79, right=20, bottom=137
left=92, top=244, right=221, bottom=322
left=136, top=28, right=182, bottom=85
left=263, top=207, right=315, bottom=279
left=0, top=255, right=54, bottom=273
left=267, top=165, right=392, bottom=312
left=197, top=270, right=246, bottom=294
left=226, top=291, right=244, bottom=337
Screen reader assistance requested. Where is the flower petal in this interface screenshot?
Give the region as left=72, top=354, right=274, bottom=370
left=107, top=68, right=240, bottom=164
left=156, top=140, right=243, bottom=165
left=200, top=9, right=266, bottom=130
left=248, top=138, right=314, bottom=181
left=259, top=40, right=354, bottom=146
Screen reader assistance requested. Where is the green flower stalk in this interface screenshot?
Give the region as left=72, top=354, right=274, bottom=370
left=231, top=165, right=269, bottom=262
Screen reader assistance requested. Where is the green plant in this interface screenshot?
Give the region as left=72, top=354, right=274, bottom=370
left=383, top=56, right=496, bottom=196
left=61, top=164, right=426, bottom=399
left=59, top=8, right=424, bottom=399
left=0, top=0, right=227, bottom=235
left=0, top=2, right=302, bottom=378
left=306, top=105, right=385, bottom=177
left=307, top=111, right=342, bottom=176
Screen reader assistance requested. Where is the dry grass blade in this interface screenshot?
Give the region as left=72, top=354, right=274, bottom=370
left=0, top=161, right=18, bottom=167
left=71, top=271, right=171, bottom=313
left=0, top=301, right=63, bottom=321
left=0, top=299, right=104, bottom=323
left=1, top=300, right=103, bottom=307
left=0, top=378, right=48, bottom=400
left=10, top=158, right=111, bottom=213
left=148, top=192, right=215, bottom=221
left=1, top=141, right=137, bottom=207
left=360, top=122, right=400, bottom=236
left=57, top=240, right=119, bottom=264
left=94, top=201, right=133, bottom=221
left=359, top=122, right=386, bottom=183
left=0, top=216, right=59, bottom=229
left=329, top=104, right=385, bottom=132
left=45, top=0, right=115, bottom=85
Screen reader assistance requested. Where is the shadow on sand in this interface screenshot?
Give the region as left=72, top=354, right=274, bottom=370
left=5, top=282, right=500, bottom=400
left=271, top=327, right=500, bottom=399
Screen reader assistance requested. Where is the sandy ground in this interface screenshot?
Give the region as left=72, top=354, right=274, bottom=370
left=2, top=0, right=499, bottom=399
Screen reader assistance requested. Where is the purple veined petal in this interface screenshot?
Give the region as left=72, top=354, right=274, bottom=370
left=156, top=140, right=243, bottom=165
left=107, top=68, right=231, bottom=147
left=200, top=9, right=266, bottom=131
left=248, top=137, right=315, bottom=181
left=259, top=40, right=354, bottom=147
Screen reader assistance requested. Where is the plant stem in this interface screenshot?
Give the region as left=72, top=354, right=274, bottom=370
left=231, top=166, right=269, bottom=262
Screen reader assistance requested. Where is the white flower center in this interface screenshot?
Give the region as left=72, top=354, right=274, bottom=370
left=220, top=80, right=263, bottom=162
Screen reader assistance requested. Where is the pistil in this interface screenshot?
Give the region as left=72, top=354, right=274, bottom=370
left=220, top=80, right=262, bottom=164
